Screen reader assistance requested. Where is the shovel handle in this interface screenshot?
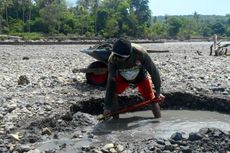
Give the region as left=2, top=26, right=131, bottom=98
left=97, top=97, right=163, bottom=121
left=111, top=97, right=163, bottom=116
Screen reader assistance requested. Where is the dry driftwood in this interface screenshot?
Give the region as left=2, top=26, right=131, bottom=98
left=72, top=68, right=107, bottom=74
left=147, top=49, right=169, bottom=53
left=210, top=35, right=230, bottom=56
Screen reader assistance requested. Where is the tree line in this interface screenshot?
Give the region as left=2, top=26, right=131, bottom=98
left=0, top=0, right=230, bottom=39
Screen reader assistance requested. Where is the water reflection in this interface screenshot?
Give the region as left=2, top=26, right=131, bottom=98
left=93, top=110, right=230, bottom=142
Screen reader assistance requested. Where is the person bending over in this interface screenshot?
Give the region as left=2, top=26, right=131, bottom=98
left=104, top=38, right=164, bottom=119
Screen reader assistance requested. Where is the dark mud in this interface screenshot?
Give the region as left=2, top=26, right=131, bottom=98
left=0, top=42, right=230, bottom=152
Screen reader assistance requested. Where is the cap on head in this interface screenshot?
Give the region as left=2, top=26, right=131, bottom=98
left=112, top=38, right=131, bottom=58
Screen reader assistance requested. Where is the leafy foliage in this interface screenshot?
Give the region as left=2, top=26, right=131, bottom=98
left=0, top=0, right=229, bottom=39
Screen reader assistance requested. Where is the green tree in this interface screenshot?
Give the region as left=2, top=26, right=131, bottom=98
left=0, top=1, right=4, bottom=33
left=227, top=16, right=230, bottom=25
left=130, top=0, right=151, bottom=26
left=39, top=1, right=66, bottom=34
left=0, top=15, right=3, bottom=33
left=1, top=0, right=13, bottom=25
left=9, top=19, right=25, bottom=33
left=211, top=22, right=225, bottom=35
left=31, top=16, right=51, bottom=33
left=151, top=21, right=167, bottom=38
left=226, top=26, right=230, bottom=37
left=95, top=9, right=108, bottom=35
left=103, top=15, right=119, bottom=38
left=59, top=11, right=77, bottom=35
left=193, top=11, right=199, bottom=23
left=167, top=17, right=183, bottom=37
left=126, top=12, right=139, bottom=37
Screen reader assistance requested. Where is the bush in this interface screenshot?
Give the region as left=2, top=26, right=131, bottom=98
left=30, top=18, right=48, bottom=33
left=9, top=32, right=43, bottom=40
left=9, top=19, right=25, bottom=33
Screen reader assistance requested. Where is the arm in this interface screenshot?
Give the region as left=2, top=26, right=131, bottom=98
left=141, top=51, right=161, bottom=97
left=104, top=61, right=117, bottom=109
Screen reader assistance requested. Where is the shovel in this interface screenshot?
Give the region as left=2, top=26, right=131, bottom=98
left=97, top=97, right=164, bottom=121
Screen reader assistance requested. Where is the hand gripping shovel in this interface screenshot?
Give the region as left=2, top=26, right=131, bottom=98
left=97, top=97, right=164, bottom=121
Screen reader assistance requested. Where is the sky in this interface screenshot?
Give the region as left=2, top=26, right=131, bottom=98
left=67, top=0, right=230, bottom=16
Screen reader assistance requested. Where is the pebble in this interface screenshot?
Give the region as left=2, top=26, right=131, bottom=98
left=9, top=132, right=21, bottom=141
left=6, top=103, right=17, bottom=113
left=0, top=114, right=3, bottom=119
left=82, top=145, right=90, bottom=151
left=102, top=143, right=115, bottom=151
left=18, top=144, right=31, bottom=152
left=109, top=148, right=117, bottom=153
left=171, top=132, right=184, bottom=141
left=116, top=144, right=124, bottom=152
left=27, top=149, right=41, bottom=153
left=188, top=132, right=203, bottom=141
left=41, top=128, right=52, bottom=135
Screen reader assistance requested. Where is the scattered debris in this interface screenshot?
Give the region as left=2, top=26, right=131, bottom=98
left=22, top=56, right=30, bottom=60
left=9, top=132, right=22, bottom=141
left=18, top=75, right=30, bottom=85
left=210, top=34, right=230, bottom=56
left=41, top=127, right=52, bottom=135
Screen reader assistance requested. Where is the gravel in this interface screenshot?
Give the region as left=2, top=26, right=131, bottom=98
left=0, top=42, right=229, bottom=152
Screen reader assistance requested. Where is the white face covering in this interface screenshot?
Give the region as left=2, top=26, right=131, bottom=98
left=119, top=66, right=140, bottom=81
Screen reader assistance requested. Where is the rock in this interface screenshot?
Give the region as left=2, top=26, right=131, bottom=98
left=102, top=143, right=115, bottom=152
left=53, top=133, right=58, bottom=139
left=22, top=56, right=30, bottom=60
left=92, top=148, right=103, bottom=153
left=26, top=134, right=40, bottom=143
left=109, top=148, right=117, bottom=153
left=154, top=148, right=162, bottom=153
left=18, top=75, right=30, bottom=85
left=18, top=144, right=31, bottom=152
left=180, top=146, right=192, bottom=153
left=82, top=145, right=90, bottom=151
left=156, top=139, right=165, bottom=145
left=7, top=143, right=16, bottom=152
left=188, top=132, right=203, bottom=141
left=0, top=147, right=8, bottom=152
left=0, top=114, right=3, bottom=119
left=116, top=144, right=124, bottom=152
left=72, top=112, right=98, bottom=126
left=164, top=141, right=173, bottom=151
left=88, top=133, right=94, bottom=139
left=72, top=131, right=83, bottom=138
left=45, top=105, right=52, bottom=111
left=6, top=103, right=17, bottom=113
left=162, top=151, right=171, bottom=153
left=170, top=132, right=184, bottom=141
left=0, top=128, right=5, bottom=134
left=213, top=129, right=223, bottom=138
left=27, top=149, right=41, bottom=153
left=4, top=122, right=16, bottom=131
left=9, top=132, right=21, bottom=141
left=198, top=128, right=210, bottom=135
left=41, top=128, right=52, bottom=135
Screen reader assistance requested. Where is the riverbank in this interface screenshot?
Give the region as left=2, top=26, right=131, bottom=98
left=1, top=36, right=230, bottom=45
left=0, top=43, right=229, bottom=152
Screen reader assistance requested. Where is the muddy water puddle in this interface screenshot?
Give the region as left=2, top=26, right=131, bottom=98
left=36, top=110, right=230, bottom=152
left=94, top=110, right=230, bottom=141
